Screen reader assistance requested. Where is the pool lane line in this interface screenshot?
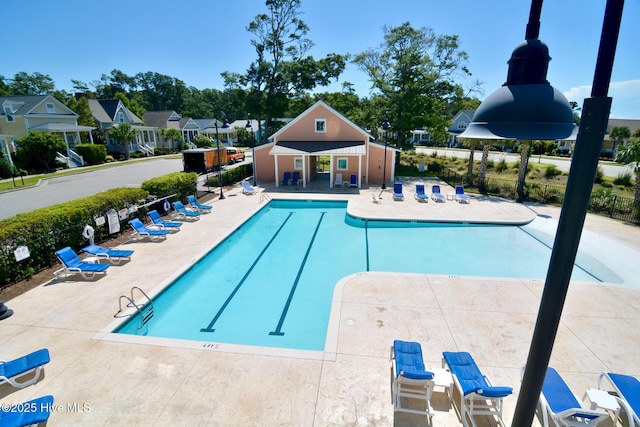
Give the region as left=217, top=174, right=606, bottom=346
left=200, top=212, right=294, bottom=333
left=365, top=219, right=370, bottom=271
left=269, top=212, right=326, bottom=336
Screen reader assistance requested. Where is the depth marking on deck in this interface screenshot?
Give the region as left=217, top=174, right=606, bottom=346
left=269, top=212, right=326, bottom=336
left=200, top=212, right=294, bottom=333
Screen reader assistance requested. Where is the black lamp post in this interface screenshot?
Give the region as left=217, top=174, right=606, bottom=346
left=214, top=118, right=227, bottom=200
left=246, top=118, right=256, bottom=186
left=459, top=1, right=624, bottom=425
left=381, top=117, right=390, bottom=191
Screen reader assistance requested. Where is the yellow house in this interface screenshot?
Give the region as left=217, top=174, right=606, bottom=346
left=254, top=101, right=399, bottom=188
left=1, top=95, right=95, bottom=167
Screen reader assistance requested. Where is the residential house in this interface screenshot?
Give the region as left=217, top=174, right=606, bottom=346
left=254, top=100, right=399, bottom=188
left=143, top=110, right=182, bottom=151
left=180, top=117, right=200, bottom=146
left=88, top=99, right=157, bottom=156
left=410, top=128, right=435, bottom=145
left=602, top=118, right=640, bottom=158
left=1, top=95, right=95, bottom=167
left=447, top=109, right=475, bottom=147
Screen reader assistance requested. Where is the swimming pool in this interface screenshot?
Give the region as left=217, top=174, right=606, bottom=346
left=114, top=199, right=605, bottom=351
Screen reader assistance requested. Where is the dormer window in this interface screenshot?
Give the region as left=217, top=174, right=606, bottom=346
left=46, top=102, right=55, bottom=113
left=457, top=121, right=467, bottom=129
left=315, top=119, right=326, bottom=133
left=117, top=111, right=125, bottom=123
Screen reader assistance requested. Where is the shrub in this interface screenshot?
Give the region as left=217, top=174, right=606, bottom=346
left=544, top=164, right=561, bottom=178
left=141, top=172, right=198, bottom=202
left=613, top=171, right=633, bottom=187
left=75, top=143, right=107, bottom=165
left=496, top=158, right=507, bottom=173
left=594, top=166, right=605, bottom=184
left=0, top=157, right=13, bottom=179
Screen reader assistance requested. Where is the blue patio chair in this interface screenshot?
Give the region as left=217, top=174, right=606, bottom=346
left=128, top=218, right=170, bottom=241
left=81, top=244, right=135, bottom=264
left=393, top=182, right=404, bottom=201
left=538, top=367, right=608, bottom=427
left=598, top=372, right=640, bottom=427
left=147, top=209, right=182, bottom=231
left=281, top=171, right=292, bottom=185
left=455, top=185, right=471, bottom=203
left=0, top=348, right=50, bottom=388
left=187, top=195, right=212, bottom=213
left=414, top=184, right=428, bottom=202
left=431, top=185, right=446, bottom=202
left=172, top=201, right=201, bottom=221
left=349, top=174, right=358, bottom=187
left=0, top=395, right=54, bottom=426
left=292, top=171, right=301, bottom=185
left=442, top=351, right=513, bottom=427
left=391, top=340, right=436, bottom=418
left=54, top=246, right=110, bottom=280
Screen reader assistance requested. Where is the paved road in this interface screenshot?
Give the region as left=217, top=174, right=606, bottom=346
left=0, top=158, right=184, bottom=220
left=416, top=148, right=632, bottom=177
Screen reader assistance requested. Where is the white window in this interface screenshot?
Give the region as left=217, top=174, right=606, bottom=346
left=294, top=157, right=303, bottom=170
left=117, top=111, right=125, bottom=123
left=46, top=102, right=55, bottom=113
left=457, top=121, right=467, bottom=129
left=337, top=158, right=348, bottom=170
left=315, top=119, right=326, bottom=133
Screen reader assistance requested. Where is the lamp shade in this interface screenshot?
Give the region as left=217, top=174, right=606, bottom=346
left=460, top=39, right=576, bottom=141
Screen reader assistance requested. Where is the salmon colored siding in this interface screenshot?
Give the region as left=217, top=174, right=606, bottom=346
left=277, top=105, right=365, bottom=142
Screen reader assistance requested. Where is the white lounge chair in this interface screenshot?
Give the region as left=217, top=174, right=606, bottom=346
left=242, top=181, right=257, bottom=195
left=334, top=173, right=343, bottom=187
left=442, top=351, right=513, bottom=427
left=538, top=367, right=608, bottom=427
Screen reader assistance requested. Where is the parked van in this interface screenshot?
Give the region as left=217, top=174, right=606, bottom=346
left=226, top=148, right=245, bottom=164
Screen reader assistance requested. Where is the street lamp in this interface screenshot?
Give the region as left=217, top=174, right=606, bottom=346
left=246, top=118, right=256, bottom=186
left=459, top=1, right=624, bottom=425
left=381, top=117, right=390, bottom=191
left=214, top=118, right=230, bottom=200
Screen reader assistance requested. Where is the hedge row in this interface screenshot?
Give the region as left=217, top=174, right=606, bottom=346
left=0, top=171, right=199, bottom=288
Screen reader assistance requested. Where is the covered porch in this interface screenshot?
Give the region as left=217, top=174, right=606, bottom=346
left=269, top=140, right=366, bottom=189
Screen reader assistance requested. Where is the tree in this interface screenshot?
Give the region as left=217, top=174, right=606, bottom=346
left=108, top=123, right=137, bottom=160
left=7, top=72, right=55, bottom=95
left=162, top=128, right=183, bottom=151
left=224, top=0, right=346, bottom=143
left=616, top=136, right=640, bottom=205
left=610, top=126, right=630, bottom=158
left=353, top=22, right=478, bottom=149
left=516, top=140, right=532, bottom=202
left=15, top=132, right=66, bottom=172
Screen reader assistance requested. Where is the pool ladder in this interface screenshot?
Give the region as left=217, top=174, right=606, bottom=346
left=260, top=194, right=271, bottom=204
left=114, top=286, right=154, bottom=329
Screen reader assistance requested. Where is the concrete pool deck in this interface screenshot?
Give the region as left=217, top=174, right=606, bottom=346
left=1, top=179, right=639, bottom=426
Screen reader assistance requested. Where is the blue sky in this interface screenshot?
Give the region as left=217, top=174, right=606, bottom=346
left=3, top=0, right=639, bottom=119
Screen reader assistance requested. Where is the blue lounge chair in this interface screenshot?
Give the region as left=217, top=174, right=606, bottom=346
left=0, top=395, right=54, bottom=426
left=391, top=340, right=436, bottom=418
left=242, top=181, right=257, bottom=195
left=187, top=195, right=212, bottom=213
left=292, top=171, right=301, bottom=185
left=442, top=351, right=512, bottom=427
left=455, top=185, right=471, bottom=203
left=281, top=171, right=292, bottom=185
left=54, top=247, right=110, bottom=280
left=598, top=372, right=640, bottom=427
left=349, top=174, right=358, bottom=188
left=172, top=201, right=201, bottom=221
left=128, top=218, right=170, bottom=241
left=0, top=348, right=50, bottom=388
left=147, top=210, right=182, bottom=231
left=81, top=244, right=134, bottom=264
left=414, top=184, right=429, bottom=202
left=538, top=367, right=608, bottom=427
left=431, top=185, right=446, bottom=202
left=393, top=182, right=404, bottom=201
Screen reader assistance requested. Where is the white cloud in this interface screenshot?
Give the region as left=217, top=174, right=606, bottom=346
left=564, top=79, right=640, bottom=119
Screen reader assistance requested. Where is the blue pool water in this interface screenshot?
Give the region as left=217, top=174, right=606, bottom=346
left=116, top=199, right=600, bottom=350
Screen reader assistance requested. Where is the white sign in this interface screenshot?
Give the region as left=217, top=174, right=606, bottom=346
left=14, top=245, right=30, bottom=262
